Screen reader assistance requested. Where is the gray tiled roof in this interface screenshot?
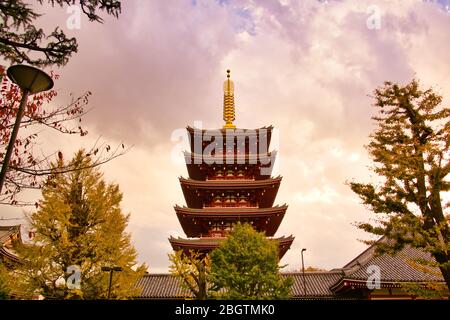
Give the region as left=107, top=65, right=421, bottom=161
left=0, top=225, right=21, bottom=264
left=0, top=247, right=20, bottom=263
left=135, top=272, right=344, bottom=299
left=341, top=239, right=444, bottom=283
left=0, top=225, right=20, bottom=244
left=135, top=274, right=192, bottom=299
left=285, top=272, right=343, bottom=297
left=135, top=238, right=446, bottom=299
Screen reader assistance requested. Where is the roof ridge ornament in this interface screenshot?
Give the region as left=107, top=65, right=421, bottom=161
left=223, top=69, right=236, bottom=129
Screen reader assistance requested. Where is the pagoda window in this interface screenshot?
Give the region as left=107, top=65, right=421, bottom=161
left=211, top=222, right=220, bottom=231
left=210, top=222, right=224, bottom=237
left=215, top=170, right=224, bottom=180
left=212, top=196, right=223, bottom=207
left=238, top=201, right=248, bottom=208
left=223, top=223, right=233, bottom=234
left=210, top=230, right=223, bottom=238
left=209, top=221, right=233, bottom=237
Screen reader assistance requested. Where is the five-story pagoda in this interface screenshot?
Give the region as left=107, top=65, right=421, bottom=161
left=169, top=70, right=294, bottom=259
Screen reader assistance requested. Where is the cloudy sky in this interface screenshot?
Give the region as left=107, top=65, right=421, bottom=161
left=2, top=0, right=450, bottom=272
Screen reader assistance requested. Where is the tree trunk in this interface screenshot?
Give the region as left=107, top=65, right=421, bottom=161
left=433, top=252, right=450, bottom=296
left=197, top=264, right=208, bottom=300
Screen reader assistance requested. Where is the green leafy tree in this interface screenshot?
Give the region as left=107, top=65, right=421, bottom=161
left=9, top=150, right=146, bottom=299
left=401, top=282, right=448, bottom=299
left=0, top=262, right=10, bottom=299
left=210, top=223, right=292, bottom=300
left=169, top=250, right=211, bottom=300
left=304, top=266, right=327, bottom=272
left=349, top=79, right=450, bottom=292
left=0, top=0, right=121, bottom=67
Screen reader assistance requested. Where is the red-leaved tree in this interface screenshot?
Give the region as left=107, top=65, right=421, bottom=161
left=0, top=65, right=126, bottom=206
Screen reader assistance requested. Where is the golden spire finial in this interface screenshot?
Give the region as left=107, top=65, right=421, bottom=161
left=223, top=69, right=236, bottom=129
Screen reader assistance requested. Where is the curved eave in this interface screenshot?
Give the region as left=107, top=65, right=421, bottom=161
left=169, top=236, right=224, bottom=251
left=179, top=177, right=282, bottom=209
left=174, top=205, right=288, bottom=237
left=179, top=176, right=281, bottom=188
left=330, top=278, right=447, bottom=294
left=0, top=225, right=22, bottom=245
left=174, top=204, right=288, bottom=215
left=186, top=126, right=273, bottom=152
left=278, top=236, right=295, bottom=259
left=0, top=247, right=21, bottom=264
left=184, top=151, right=277, bottom=180
left=169, top=235, right=294, bottom=259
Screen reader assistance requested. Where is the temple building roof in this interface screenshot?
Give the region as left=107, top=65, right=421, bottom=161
left=138, top=237, right=446, bottom=299
left=330, top=237, right=445, bottom=293
left=0, top=225, right=20, bottom=243
left=0, top=225, right=22, bottom=265
left=135, top=272, right=344, bottom=300
left=135, top=274, right=191, bottom=299
left=289, top=271, right=344, bottom=298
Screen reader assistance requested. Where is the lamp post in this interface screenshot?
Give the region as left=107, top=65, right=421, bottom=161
left=101, top=266, right=122, bottom=299
left=0, top=65, right=53, bottom=193
left=301, top=248, right=307, bottom=297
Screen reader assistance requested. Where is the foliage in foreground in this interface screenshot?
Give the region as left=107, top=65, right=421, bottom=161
left=0, top=0, right=121, bottom=67
left=0, top=262, right=10, bottom=299
left=169, top=250, right=211, bottom=300
left=401, top=282, right=448, bottom=299
left=210, top=223, right=292, bottom=300
left=9, top=150, right=146, bottom=299
left=349, top=79, right=450, bottom=291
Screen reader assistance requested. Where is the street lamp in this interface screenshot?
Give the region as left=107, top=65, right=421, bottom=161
left=101, top=266, right=123, bottom=299
left=0, top=65, right=54, bottom=193
left=301, top=248, right=307, bottom=297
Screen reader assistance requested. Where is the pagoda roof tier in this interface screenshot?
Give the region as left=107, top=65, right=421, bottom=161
left=174, top=205, right=288, bottom=237
left=179, top=177, right=282, bottom=209
left=186, top=126, right=274, bottom=154
left=184, top=151, right=276, bottom=180
left=169, top=235, right=294, bottom=259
